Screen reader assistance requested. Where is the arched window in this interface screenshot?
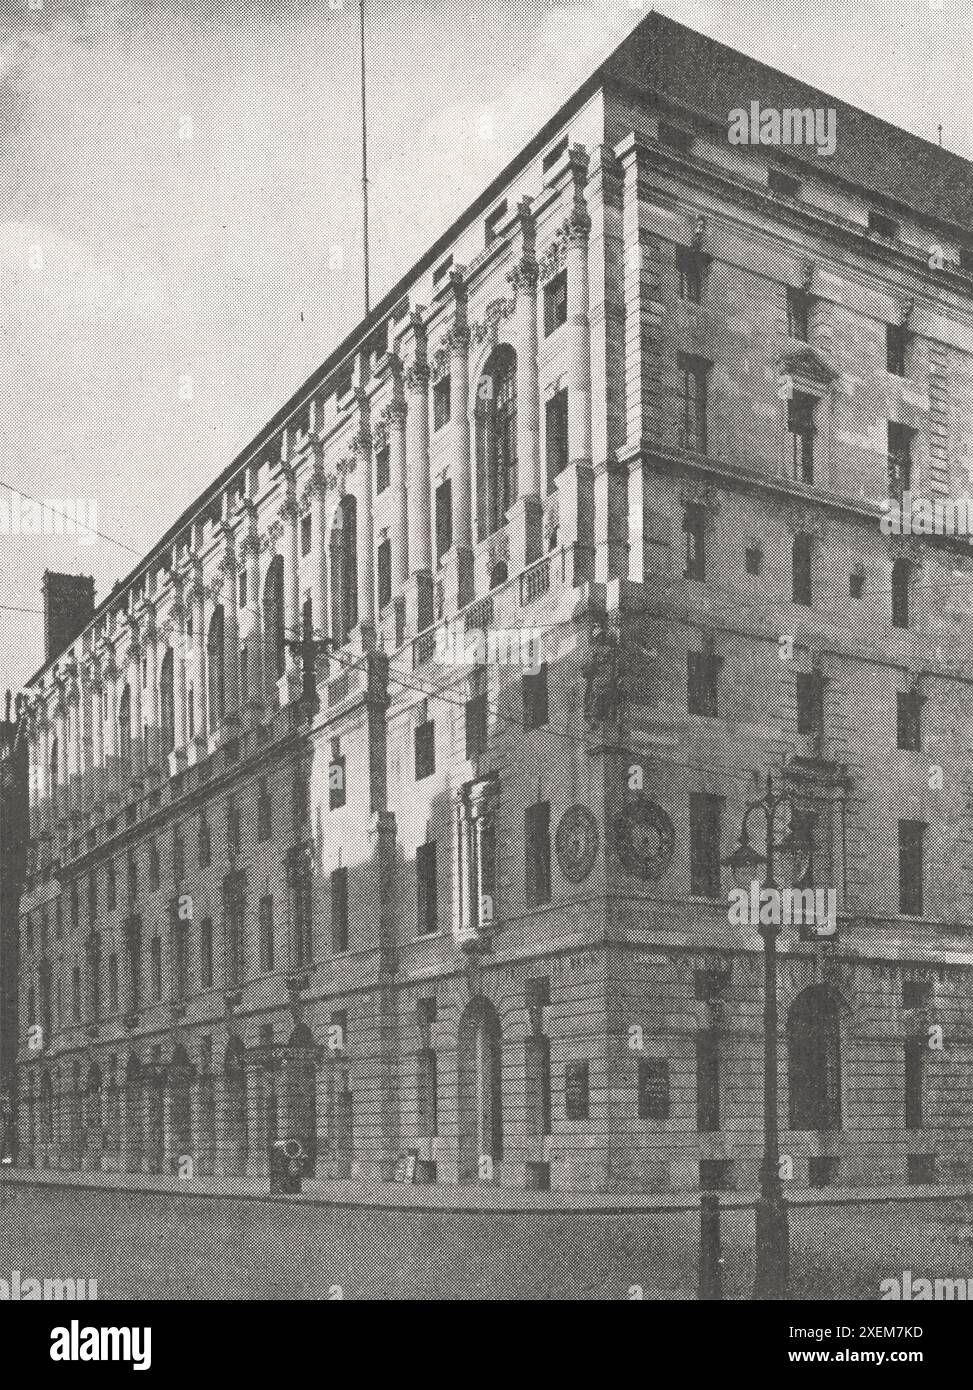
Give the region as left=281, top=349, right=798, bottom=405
left=207, top=606, right=224, bottom=731
left=263, top=555, right=285, bottom=695
left=475, top=345, right=517, bottom=542
left=891, top=558, right=911, bottom=629
left=329, top=495, right=358, bottom=648
left=788, top=985, right=842, bottom=1131
left=118, top=686, right=131, bottom=766
left=159, top=648, right=175, bottom=756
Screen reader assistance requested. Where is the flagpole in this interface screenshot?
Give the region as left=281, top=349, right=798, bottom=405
left=359, top=0, right=370, bottom=317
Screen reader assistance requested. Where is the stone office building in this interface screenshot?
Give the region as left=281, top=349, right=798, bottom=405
left=15, top=13, right=973, bottom=1192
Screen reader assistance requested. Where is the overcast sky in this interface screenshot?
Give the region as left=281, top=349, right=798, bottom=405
left=0, top=0, right=969, bottom=694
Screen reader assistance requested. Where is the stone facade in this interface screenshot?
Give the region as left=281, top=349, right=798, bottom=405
left=14, top=14, right=973, bottom=1193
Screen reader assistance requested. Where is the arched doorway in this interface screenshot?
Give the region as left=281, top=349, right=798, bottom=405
left=284, top=1023, right=317, bottom=1176
left=223, top=1036, right=248, bottom=1177
left=788, top=985, right=842, bottom=1131
left=457, top=997, right=503, bottom=1182
left=124, top=1054, right=142, bottom=1173
left=169, top=1045, right=192, bottom=1174
left=475, top=344, right=517, bottom=541
left=263, top=555, right=285, bottom=697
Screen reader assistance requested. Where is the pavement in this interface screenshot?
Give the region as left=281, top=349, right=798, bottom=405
left=3, top=1163, right=972, bottom=1213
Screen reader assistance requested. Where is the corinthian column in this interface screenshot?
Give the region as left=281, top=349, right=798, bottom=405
left=279, top=460, right=302, bottom=700
left=405, top=309, right=433, bottom=636
left=239, top=501, right=264, bottom=713
left=388, top=355, right=409, bottom=595
left=565, top=147, right=592, bottom=469
left=352, top=376, right=376, bottom=647
left=304, top=444, right=329, bottom=690
left=445, top=268, right=473, bottom=611
left=219, top=520, right=240, bottom=733
left=509, top=196, right=543, bottom=571
left=190, top=562, right=207, bottom=756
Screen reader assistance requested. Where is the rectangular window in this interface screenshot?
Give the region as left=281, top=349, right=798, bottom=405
left=108, top=954, right=118, bottom=1015
left=72, top=964, right=81, bottom=1022
left=907, top=1154, right=936, bottom=1185
left=300, top=512, right=312, bottom=556
left=888, top=423, right=913, bottom=500
left=897, top=691, right=922, bottom=751
left=329, top=742, right=346, bottom=810
left=292, top=765, right=309, bottom=828
left=768, top=168, right=800, bottom=197
left=150, top=936, right=161, bottom=1002
left=699, top=1159, right=733, bottom=1191
left=687, top=652, right=721, bottom=717
left=892, top=559, right=911, bottom=630
left=525, top=801, right=552, bottom=908
left=484, top=199, right=506, bottom=246
left=678, top=354, right=708, bottom=452
left=543, top=270, right=567, bottom=336
left=899, top=820, right=925, bottom=916
left=433, top=376, right=451, bottom=432
left=545, top=389, right=569, bottom=492
left=331, top=866, right=349, bottom=954
left=377, top=536, right=392, bottom=611
left=690, top=794, right=722, bottom=898
left=128, top=856, right=138, bottom=904
left=106, top=863, right=116, bottom=913
left=288, top=848, right=312, bottom=970
left=416, top=841, right=438, bottom=936
left=257, top=776, right=272, bottom=841
left=903, top=980, right=931, bottom=1011
left=67, top=882, right=79, bottom=933
left=171, top=903, right=187, bottom=1004
left=417, top=1046, right=438, bottom=1138
left=227, top=800, right=240, bottom=856
left=223, top=873, right=246, bottom=988
left=786, top=287, right=810, bottom=341
left=905, top=1037, right=924, bottom=1131
left=522, top=664, right=549, bottom=730
left=683, top=503, right=706, bottom=580
left=788, top=392, right=816, bottom=484
left=525, top=1036, right=552, bottom=1138
left=148, top=841, right=160, bottom=892
left=796, top=672, right=824, bottom=737
left=200, top=917, right=213, bottom=990
left=127, top=920, right=142, bottom=1013
left=87, top=871, right=98, bottom=924
left=808, top=1155, right=839, bottom=1189
left=697, top=1031, right=720, bottom=1132
left=638, top=1058, right=670, bottom=1121
left=172, top=825, right=184, bottom=883
left=565, top=1060, right=589, bottom=1120
left=434, top=478, right=452, bottom=563
left=375, top=443, right=390, bottom=495
left=792, top=534, right=813, bottom=606
left=198, top=811, right=211, bottom=868
left=869, top=209, right=898, bottom=239
left=887, top=324, right=908, bottom=376
left=414, top=720, right=435, bottom=780
left=259, top=894, right=274, bottom=973
left=678, top=247, right=704, bottom=303
left=465, top=691, right=488, bottom=759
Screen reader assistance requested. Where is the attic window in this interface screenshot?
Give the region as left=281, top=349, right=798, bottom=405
left=768, top=168, right=800, bottom=197
left=658, top=122, right=692, bottom=154
left=484, top=200, right=507, bottom=246
left=542, top=137, right=568, bottom=174
left=868, top=210, right=899, bottom=240
left=432, top=255, right=453, bottom=286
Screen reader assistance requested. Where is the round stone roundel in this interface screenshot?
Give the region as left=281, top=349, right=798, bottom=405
left=555, top=805, right=600, bottom=883
left=614, top=798, right=675, bottom=880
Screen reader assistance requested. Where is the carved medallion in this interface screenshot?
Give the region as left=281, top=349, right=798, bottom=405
left=555, top=806, right=599, bottom=884
left=614, top=798, right=675, bottom=880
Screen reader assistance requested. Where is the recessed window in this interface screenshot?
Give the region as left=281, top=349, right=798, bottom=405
left=639, top=1058, right=670, bottom=1121
left=688, top=651, right=721, bottom=717
left=796, top=672, right=824, bottom=737
left=899, top=819, right=925, bottom=916
left=543, top=271, right=567, bottom=336
left=887, top=324, right=908, bottom=376
left=434, top=479, right=452, bottom=563
left=905, top=1037, right=924, bottom=1131
left=416, top=841, right=438, bottom=936
left=200, top=917, right=213, bottom=990
left=897, top=691, right=922, bottom=751
left=465, top=690, right=488, bottom=760
left=375, top=442, right=390, bottom=495
left=525, top=801, right=551, bottom=908
left=697, top=1031, right=719, bottom=1132
left=808, top=1156, right=839, bottom=1188
left=745, top=546, right=762, bottom=576
left=678, top=354, right=709, bottom=452
left=522, top=664, right=549, bottom=730
left=787, top=287, right=810, bottom=341
left=545, top=389, right=568, bottom=492
left=414, top=720, right=435, bottom=780
left=377, top=536, right=392, bottom=611
left=788, top=392, right=816, bottom=484
left=891, top=558, right=911, bottom=629
left=903, top=980, right=931, bottom=1010
left=564, top=1060, right=589, bottom=1120
left=849, top=569, right=865, bottom=599
left=683, top=502, right=706, bottom=581
left=330, top=866, right=349, bottom=954
left=257, top=776, right=272, bottom=841
left=888, top=423, right=913, bottom=501
left=677, top=247, right=705, bottom=303
left=792, top=534, right=813, bottom=606
left=907, top=1154, right=936, bottom=1185
left=690, top=793, right=722, bottom=898
left=300, top=512, right=312, bottom=556
left=868, top=210, right=899, bottom=239
left=433, top=376, right=451, bottom=431
left=329, top=740, right=346, bottom=810
left=259, top=894, right=274, bottom=973
left=768, top=168, right=800, bottom=197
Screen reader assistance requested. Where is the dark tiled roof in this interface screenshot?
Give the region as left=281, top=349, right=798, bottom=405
left=603, top=13, right=973, bottom=231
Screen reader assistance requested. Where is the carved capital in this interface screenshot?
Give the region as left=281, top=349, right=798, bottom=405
left=405, top=359, right=430, bottom=393
left=508, top=258, right=539, bottom=295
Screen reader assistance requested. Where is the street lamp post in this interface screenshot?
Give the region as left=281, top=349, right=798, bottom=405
left=723, top=775, right=811, bottom=1301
